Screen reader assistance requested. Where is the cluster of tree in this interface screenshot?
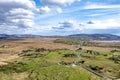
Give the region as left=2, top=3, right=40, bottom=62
left=53, top=39, right=80, bottom=45
left=63, top=54, right=76, bottom=57
left=85, top=50, right=100, bottom=55
left=89, top=65, right=103, bottom=73
left=111, top=50, right=120, bottom=53
left=110, top=50, right=120, bottom=63
left=53, top=39, right=97, bottom=46
left=59, top=61, right=72, bottom=65
left=19, top=48, right=49, bottom=58
left=112, top=55, right=120, bottom=63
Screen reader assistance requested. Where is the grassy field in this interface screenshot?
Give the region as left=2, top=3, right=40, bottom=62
left=0, top=38, right=119, bottom=80
left=0, top=49, right=104, bottom=80
left=81, top=50, right=120, bottom=79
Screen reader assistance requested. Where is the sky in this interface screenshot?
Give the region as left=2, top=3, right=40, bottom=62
left=0, top=0, right=120, bottom=36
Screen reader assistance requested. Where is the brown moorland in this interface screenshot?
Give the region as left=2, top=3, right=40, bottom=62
left=0, top=37, right=120, bottom=65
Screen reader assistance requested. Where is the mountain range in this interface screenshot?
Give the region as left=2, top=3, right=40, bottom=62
left=0, top=34, right=120, bottom=40
left=0, top=34, right=41, bottom=39
left=69, top=34, right=120, bottom=40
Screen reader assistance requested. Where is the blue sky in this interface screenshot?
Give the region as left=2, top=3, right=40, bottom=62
left=0, top=0, right=120, bottom=35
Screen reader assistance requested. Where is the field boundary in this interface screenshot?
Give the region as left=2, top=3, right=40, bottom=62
left=79, top=64, right=115, bottom=80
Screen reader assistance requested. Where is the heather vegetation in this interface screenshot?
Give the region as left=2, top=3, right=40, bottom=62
left=0, top=48, right=104, bottom=80
left=54, top=38, right=120, bottom=48
left=0, top=38, right=119, bottom=80
left=53, top=39, right=96, bottom=46
left=0, top=48, right=119, bottom=80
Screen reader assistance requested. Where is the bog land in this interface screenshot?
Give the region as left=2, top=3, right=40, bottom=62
left=0, top=37, right=119, bottom=80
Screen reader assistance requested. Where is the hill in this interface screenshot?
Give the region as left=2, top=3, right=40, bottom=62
left=69, top=34, right=120, bottom=40
left=0, top=34, right=41, bottom=39
left=0, top=34, right=120, bottom=40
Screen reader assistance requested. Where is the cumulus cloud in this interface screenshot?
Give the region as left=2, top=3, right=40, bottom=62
left=52, top=20, right=82, bottom=31
left=0, top=0, right=36, bottom=34
left=56, top=7, right=62, bottom=13
left=41, top=0, right=80, bottom=6
left=40, top=0, right=81, bottom=14
left=52, top=18, right=120, bottom=34
left=0, top=0, right=35, bottom=9
left=39, top=6, right=51, bottom=14
left=59, top=20, right=74, bottom=28
left=83, top=19, right=120, bottom=29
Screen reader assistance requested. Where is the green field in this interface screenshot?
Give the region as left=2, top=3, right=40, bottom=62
left=0, top=46, right=120, bottom=80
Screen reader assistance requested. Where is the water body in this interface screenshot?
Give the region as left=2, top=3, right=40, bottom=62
left=93, top=40, right=120, bottom=43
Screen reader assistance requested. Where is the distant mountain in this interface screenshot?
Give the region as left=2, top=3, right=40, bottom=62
left=0, top=34, right=120, bottom=40
left=0, top=34, right=9, bottom=38
left=0, top=34, right=42, bottom=39
left=69, top=34, right=120, bottom=40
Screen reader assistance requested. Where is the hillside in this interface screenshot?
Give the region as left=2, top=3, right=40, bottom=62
left=69, top=34, right=120, bottom=40
left=0, top=34, right=41, bottom=39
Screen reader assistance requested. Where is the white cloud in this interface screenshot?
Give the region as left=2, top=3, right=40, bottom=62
left=56, top=7, right=62, bottom=13
left=40, top=0, right=81, bottom=14
left=84, top=19, right=120, bottom=29
left=84, top=3, right=120, bottom=9
left=51, top=18, right=120, bottom=33
left=53, top=20, right=82, bottom=31
left=8, top=8, right=34, bottom=19
left=39, top=6, right=51, bottom=14
left=0, top=0, right=35, bottom=9
left=41, top=0, right=80, bottom=6
left=0, top=0, right=37, bottom=34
